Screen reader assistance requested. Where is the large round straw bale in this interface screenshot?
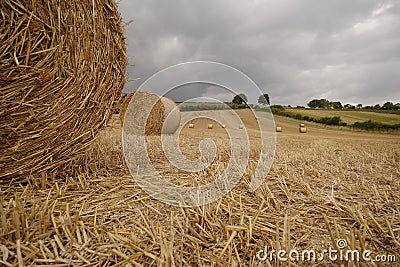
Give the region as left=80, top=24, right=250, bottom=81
left=239, top=125, right=244, bottom=129
left=0, top=0, right=127, bottom=181
left=299, top=127, right=307, bottom=133
left=208, top=124, right=213, bottom=129
left=121, top=91, right=181, bottom=135
left=120, top=92, right=136, bottom=124
left=188, top=123, right=194, bottom=128
left=299, top=123, right=305, bottom=127
left=276, top=127, right=282, bottom=132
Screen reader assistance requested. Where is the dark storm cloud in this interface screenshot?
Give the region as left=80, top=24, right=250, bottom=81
left=164, top=84, right=234, bottom=103
left=118, top=0, right=400, bottom=105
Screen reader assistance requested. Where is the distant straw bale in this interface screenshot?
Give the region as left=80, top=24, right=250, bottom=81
left=121, top=91, right=180, bottom=135
left=299, top=127, right=307, bottom=133
left=0, top=0, right=127, bottom=182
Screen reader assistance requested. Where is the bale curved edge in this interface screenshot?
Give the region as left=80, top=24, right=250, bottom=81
left=120, top=91, right=181, bottom=135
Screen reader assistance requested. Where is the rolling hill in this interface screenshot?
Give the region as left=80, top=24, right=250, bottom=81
left=283, top=108, right=400, bottom=125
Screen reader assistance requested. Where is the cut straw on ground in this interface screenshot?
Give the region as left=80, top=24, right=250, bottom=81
left=1, top=116, right=399, bottom=266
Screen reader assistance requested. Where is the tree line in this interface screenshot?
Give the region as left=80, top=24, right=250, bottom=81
left=307, top=98, right=400, bottom=110
left=233, top=95, right=400, bottom=111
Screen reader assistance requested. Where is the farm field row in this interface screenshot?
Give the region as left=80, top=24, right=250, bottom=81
left=283, top=108, right=400, bottom=125
left=179, top=109, right=400, bottom=140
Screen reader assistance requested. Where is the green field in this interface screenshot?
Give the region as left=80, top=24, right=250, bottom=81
left=284, top=108, right=400, bottom=125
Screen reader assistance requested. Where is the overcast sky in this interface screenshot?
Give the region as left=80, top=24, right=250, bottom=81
left=118, top=0, right=400, bottom=106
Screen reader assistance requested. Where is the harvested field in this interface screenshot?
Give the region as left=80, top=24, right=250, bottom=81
left=1, top=113, right=399, bottom=266
left=283, top=108, right=400, bottom=125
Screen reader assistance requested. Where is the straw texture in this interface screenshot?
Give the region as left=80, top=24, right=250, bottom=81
left=0, top=0, right=127, bottom=182
left=1, top=118, right=399, bottom=266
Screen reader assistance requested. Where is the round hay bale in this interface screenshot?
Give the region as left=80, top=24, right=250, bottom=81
left=188, top=123, right=194, bottom=128
left=0, top=0, right=127, bottom=181
left=299, top=127, right=307, bottom=133
left=276, top=126, right=282, bottom=132
left=239, top=125, right=244, bottom=129
left=222, top=124, right=226, bottom=128
left=121, top=91, right=180, bottom=135
left=208, top=124, right=213, bottom=129
left=161, top=97, right=181, bottom=134
left=299, top=123, right=305, bottom=127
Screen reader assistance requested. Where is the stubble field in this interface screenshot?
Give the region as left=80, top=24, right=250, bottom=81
left=1, top=110, right=399, bottom=266
left=283, top=108, right=400, bottom=125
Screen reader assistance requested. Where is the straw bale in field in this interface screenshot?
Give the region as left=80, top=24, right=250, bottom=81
left=0, top=0, right=127, bottom=181
left=121, top=91, right=180, bottom=135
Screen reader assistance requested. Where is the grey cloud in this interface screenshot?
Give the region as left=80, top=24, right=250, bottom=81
left=164, top=84, right=234, bottom=103
left=119, top=0, right=400, bottom=105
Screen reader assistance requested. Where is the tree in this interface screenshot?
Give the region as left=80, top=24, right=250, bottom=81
left=321, top=99, right=330, bottom=108
left=374, top=104, right=381, bottom=110
left=258, top=93, right=270, bottom=105
left=232, top=93, right=248, bottom=105
left=308, top=99, right=320, bottom=108
left=356, top=104, right=362, bottom=109
left=344, top=104, right=355, bottom=109
left=307, top=99, right=330, bottom=109
left=332, top=101, right=343, bottom=109
left=382, top=102, right=395, bottom=110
